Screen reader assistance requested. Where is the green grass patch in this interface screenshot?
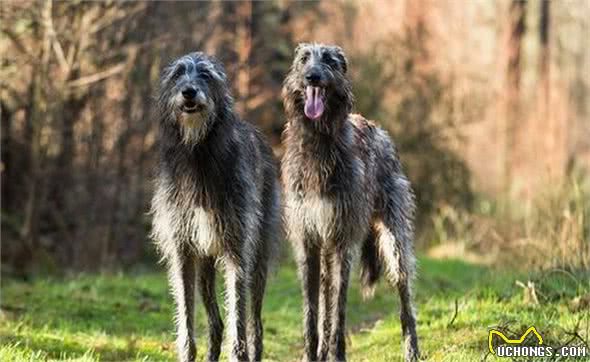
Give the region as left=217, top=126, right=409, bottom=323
left=1, top=257, right=588, bottom=361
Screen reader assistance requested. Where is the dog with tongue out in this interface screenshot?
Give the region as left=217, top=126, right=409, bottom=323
left=281, top=43, right=420, bottom=362
left=282, top=42, right=352, bottom=132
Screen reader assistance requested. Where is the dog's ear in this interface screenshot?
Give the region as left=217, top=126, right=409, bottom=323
left=332, top=46, right=348, bottom=74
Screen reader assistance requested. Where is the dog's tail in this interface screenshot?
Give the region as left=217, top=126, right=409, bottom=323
left=360, top=227, right=382, bottom=299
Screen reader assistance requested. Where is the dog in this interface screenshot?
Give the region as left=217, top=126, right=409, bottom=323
left=150, top=52, right=282, bottom=362
left=281, top=43, right=420, bottom=362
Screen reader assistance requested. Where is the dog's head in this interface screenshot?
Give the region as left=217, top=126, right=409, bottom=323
left=283, top=43, right=352, bottom=126
left=157, top=52, right=230, bottom=144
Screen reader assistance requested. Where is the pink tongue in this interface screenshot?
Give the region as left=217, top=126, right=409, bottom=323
left=304, top=86, right=324, bottom=120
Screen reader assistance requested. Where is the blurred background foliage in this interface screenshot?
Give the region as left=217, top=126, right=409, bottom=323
left=1, top=0, right=588, bottom=275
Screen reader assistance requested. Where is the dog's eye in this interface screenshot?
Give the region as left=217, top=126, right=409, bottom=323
left=200, top=70, right=213, bottom=80
left=322, top=54, right=338, bottom=69
left=170, top=64, right=186, bottom=81
left=300, top=53, right=310, bottom=64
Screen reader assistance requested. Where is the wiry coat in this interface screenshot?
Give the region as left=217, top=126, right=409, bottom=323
left=282, top=43, right=419, bottom=362
left=151, top=52, right=281, bottom=362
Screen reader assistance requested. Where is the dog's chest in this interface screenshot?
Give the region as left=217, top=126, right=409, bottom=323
left=287, top=194, right=336, bottom=240
left=151, top=184, right=223, bottom=256
left=184, top=206, right=221, bottom=255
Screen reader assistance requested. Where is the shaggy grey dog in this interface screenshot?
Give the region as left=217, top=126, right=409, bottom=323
left=150, top=52, right=282, bottom=362
left=281, top=43, right=419, bottom=362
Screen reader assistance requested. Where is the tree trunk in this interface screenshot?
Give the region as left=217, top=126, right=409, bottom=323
left=235, top=0, right=252, bottom=116
left=538, top=0, right=550, bottom=107
left=537, top=0, right=561, bottom=181
left=502, top=0, right=526, bottom=194
left=1, top=102, right=14, bottom=210
left=20, top=0, right=54, bottom=272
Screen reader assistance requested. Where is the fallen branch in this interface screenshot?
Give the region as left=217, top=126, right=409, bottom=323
left=447, top=298, right=459, bottom=328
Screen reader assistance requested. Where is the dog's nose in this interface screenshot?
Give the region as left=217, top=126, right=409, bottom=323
left=305, top=72, right=321, bottom=84
left=182, top=87, right=197, bottom=100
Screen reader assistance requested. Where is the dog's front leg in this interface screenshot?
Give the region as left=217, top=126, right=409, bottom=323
left=296, top=240, right=320, bottom=362
left=224, top=254, right=249, bottom=362
left=317, top=245, right=352, bottom=362
left=317, top=247, right=334, bottom=361
left=197, top=256, right=223, bottom=362
left=168, top=248, right=197, bottom=362
left=328, top=249, right=351, bottom=362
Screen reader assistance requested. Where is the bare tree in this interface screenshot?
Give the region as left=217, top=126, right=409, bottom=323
left=502, top=0, right=526, bottom=193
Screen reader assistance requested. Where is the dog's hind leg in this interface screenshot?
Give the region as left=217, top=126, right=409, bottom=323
left=168, top=247, right=197, bottom=362
left=224, top=255, right=249, bottom=362
left=375, top=171, right=419, bottom=361
left=397, top=277, right=419, bottom=362
left=374, top=219, right=419, bottom=362
left=197, top=256, right=223, bottom=362
left=249, top=184, right=281, bottom=362
left=248, top=250, right=268, bottom=361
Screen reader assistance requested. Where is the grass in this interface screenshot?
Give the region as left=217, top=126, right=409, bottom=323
left=1, top=257, right=589, bottom=361
left=426, top=175, right=590, bottom=270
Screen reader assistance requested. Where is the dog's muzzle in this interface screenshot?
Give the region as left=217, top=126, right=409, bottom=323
left=180, top=86, right=207, bottom=114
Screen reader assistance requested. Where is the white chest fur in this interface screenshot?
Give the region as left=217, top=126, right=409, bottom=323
left=286, top=194, right=335, bottom=240
left=187, top=206, right=221, bottom=255
left=151, top=185, right=221, bottom=256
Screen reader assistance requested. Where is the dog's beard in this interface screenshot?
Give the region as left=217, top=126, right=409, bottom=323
left=179, top=110, right=207, bottom=128
left=177, top=111, right=211, bottom=146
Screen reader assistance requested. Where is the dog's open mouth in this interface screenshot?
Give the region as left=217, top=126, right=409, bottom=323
left=304, top=86, right=325, bottom=120
left=182, top=103, right=205, bottom=114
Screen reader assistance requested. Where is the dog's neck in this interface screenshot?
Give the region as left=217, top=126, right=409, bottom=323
left=287, top=113, right=350, bottom=145
left=284, top=108, right=354, bottom=182
left=282, top=111, right=358, bottom=196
